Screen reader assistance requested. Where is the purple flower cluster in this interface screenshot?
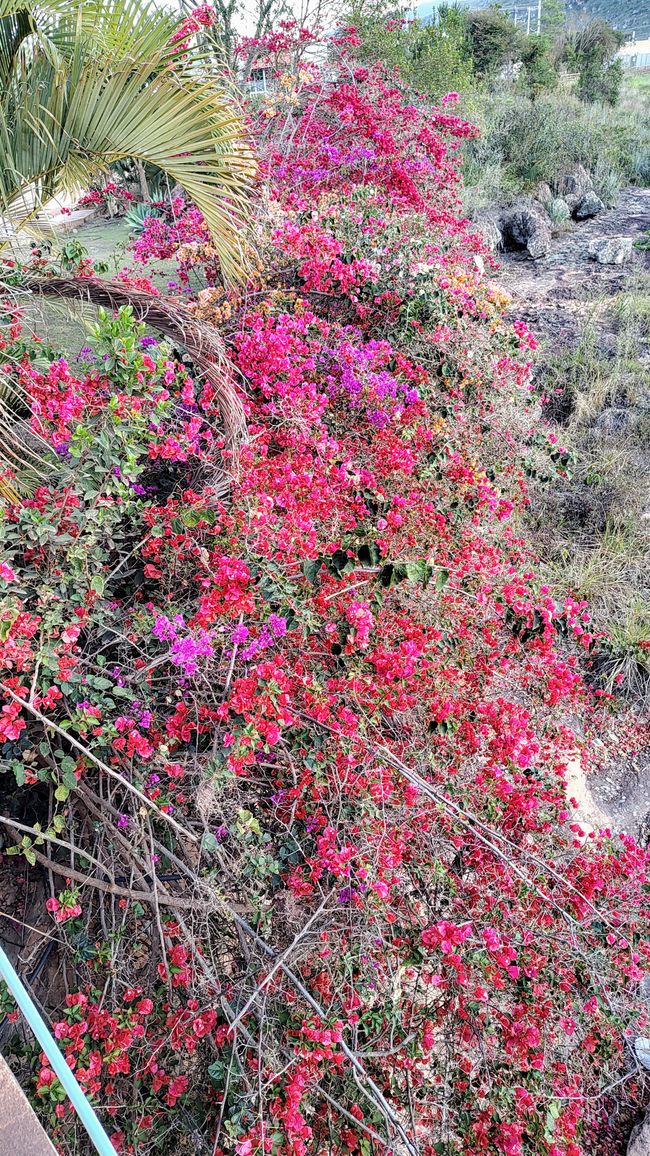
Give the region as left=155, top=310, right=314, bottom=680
left=323, top=339, right=419, bottom=427
left=230, top=614, right=287, bottom=663
left=152, top=613, right=214, bottom=677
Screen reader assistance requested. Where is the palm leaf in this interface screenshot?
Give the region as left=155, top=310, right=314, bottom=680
left=0, top=0, right=255, bottom=499
left=0, top=0, right=255, bottom=282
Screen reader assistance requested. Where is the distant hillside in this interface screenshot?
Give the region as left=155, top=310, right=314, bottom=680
left=566, top=1, right=650, bottom=38
left=415, top=1, right=649, bottom=40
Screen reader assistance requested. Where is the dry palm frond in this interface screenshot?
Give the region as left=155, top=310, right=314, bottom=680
left=25, top=275, right=247, bottom=447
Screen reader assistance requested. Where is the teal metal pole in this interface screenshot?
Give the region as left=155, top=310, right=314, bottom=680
left=0, top=944, right=118, bottom=1156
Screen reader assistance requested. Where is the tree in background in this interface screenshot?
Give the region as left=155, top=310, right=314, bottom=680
left=346, top=2, right=559, bottom=102
left=464, top=5, right=522, bottom=77
left=540, top=0, right=566, bottom=37
left=403, top=4, right=474, bottom=98
left=520, top=33, right=558, bottom=99
left=564, top=17, right=625, bottom=106
left=343, top=2, right=474, bottom=99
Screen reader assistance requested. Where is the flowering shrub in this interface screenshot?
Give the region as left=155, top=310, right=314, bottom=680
left=1, top=36, right=649, bottom=1156
left=77, top=181, right=134, bottom=217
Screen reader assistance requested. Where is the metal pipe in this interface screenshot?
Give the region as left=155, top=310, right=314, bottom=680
left=0, top=944, right=118, bottom=1156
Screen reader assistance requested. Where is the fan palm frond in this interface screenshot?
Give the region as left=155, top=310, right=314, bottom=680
left=0, top=0, right=254, bottom=499
left=0, top=0, right=255, bottom=282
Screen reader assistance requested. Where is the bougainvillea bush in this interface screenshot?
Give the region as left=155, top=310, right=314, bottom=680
left=1, top=28, right=649, bottom=1156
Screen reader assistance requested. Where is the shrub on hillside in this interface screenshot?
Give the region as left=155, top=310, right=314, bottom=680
left=563, top=18, right=626, bottom=106
left=2, top=23, right=650, bottom=1156
left=461, top=87, right=650, bottom=200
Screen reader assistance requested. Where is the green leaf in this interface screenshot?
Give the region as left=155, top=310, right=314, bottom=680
left=54, top=784, right=70, bottom=802
left=201, top=831, right=219, bottom=855
left=302, top=559, right=321, bottom=585
left=436, top=568, right=450, bottom=590
left=327, top=549, right=353, bottom=577
left=357, top=542, right=380, bottom=567
left=90, top=574, right=105, bottom=595
left=62, top=767, right=78, bottom=789
left=405, top=560, right=434, bottom=588
left=207, top=1060, right=226, bottom=1083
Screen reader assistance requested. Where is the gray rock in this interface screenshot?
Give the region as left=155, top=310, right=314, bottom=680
left=555, top=163, right=592, bottom=201
left=629, top=1112, right=650, bottom=1156
left=595, top=407, right=634, bottom=435
left=500, top=207, right=551, bottom=259
left=575, top=191, right=605, bottom=220
left=536, top=182, right=553, bottom=206
left=473, top=210, right=503, bottom=252
left=635, top=1037, right=650, bottom=1070
left=588, top=236, right=634, bottom=265
left=526, top=228, right=551, bottom=260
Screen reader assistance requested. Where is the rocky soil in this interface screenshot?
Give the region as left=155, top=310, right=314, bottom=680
left=497, top=188, right=650, bottom=845
left=498, top=186, right=650, bottom=347
left=497, top=188, right=650, bottom=1153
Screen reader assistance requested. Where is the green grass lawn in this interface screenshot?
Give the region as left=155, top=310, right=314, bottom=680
left=623, top=70, right=650, bottom=100
left=20, top=215, right=180, bottom=360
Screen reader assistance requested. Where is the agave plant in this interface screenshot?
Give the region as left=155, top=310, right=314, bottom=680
left=0, top=0, right=254, bottom=282
left=124, top=200, right=164, bottom=235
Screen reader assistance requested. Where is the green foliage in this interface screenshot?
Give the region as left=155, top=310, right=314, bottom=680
left=464, top=7, right=524, bottom=77
left=461, top=86, right=650, bottom=198
left=345, top=4, right=474, bottom=99
left=563, top=18, right=626, bottom=106
left=577, top=54, right=623, bottom=107
left=408, top=6, right=474, bottom=99
left=520, top=35, right=558, bottom=99
left=540, top=0, right=566, bottom=36
left=347, top=3, right=559, bottom=102
left=125, top=200, right=164, bottom=235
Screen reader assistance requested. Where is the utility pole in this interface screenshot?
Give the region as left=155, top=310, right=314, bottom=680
left=537, top=0, right=542, bottom=34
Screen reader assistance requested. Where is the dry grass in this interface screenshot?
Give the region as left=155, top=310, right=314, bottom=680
left=529, top=273, right=650, bottom=702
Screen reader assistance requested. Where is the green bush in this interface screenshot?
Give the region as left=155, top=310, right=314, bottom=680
left=520, top=35, right=559, bottom=99
left=577, top=56, right=623, bottom=106
left=345, top=3, right=557, bottom=101
left=461, top=86, right=650, bottom=198
left=464, top=7, right=523, bottom=76
left=563, top=18, right=626, bottom=106
left=345, top=4, right=474, bottom=99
